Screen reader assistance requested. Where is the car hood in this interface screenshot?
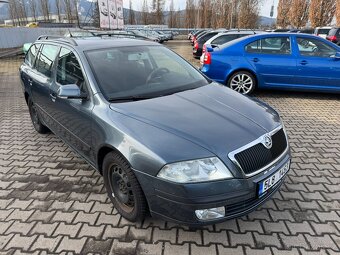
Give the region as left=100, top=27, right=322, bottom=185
left=109, top=83, right=281, bottom=156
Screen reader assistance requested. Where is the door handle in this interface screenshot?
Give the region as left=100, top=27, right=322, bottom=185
left=50, top=93, right=57, bottom=102
left=300, top=60, right=308, bottom=65
left=252, top=58, right=259, bottom=63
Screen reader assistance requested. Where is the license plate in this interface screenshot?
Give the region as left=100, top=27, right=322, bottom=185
left=258, top=161, right=290, bottom=196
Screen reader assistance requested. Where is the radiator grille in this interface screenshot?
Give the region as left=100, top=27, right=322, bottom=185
left=234, top=129, right=287, bottom=175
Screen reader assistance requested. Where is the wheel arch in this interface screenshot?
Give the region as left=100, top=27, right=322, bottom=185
left=96, top=144, right=131, bottom=175
left=225, top=68, right=259, bottom=88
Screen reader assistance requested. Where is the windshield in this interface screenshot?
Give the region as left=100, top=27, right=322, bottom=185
left=86, top=46, right=210, bottom=101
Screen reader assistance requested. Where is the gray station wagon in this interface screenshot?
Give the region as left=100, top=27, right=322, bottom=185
left=20, top=37, right=291, bottom=226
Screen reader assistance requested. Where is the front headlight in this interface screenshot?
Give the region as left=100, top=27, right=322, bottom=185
left=157, top=157, right=233, bottom=183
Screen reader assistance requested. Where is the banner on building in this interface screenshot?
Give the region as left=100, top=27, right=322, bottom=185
left=98, top=0, right=124, bottom=29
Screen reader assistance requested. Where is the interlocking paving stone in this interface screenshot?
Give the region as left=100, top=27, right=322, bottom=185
left=1, top=42, right=340, bottom=254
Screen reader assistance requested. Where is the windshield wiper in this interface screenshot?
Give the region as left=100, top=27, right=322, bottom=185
left=108, top=95, right=153, bottom=102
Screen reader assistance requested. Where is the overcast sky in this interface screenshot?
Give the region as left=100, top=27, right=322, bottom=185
left=124, top=0, right=277, bottom=18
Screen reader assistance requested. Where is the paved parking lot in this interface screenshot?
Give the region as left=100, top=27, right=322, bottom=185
left=0, top=40, right=339, bottom=255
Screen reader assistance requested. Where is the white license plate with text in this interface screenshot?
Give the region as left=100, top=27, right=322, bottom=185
left=258, top=161, right=290, bottom=196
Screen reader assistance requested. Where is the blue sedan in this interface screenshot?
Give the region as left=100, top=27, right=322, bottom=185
left=201, top=33, right=340, bottom=94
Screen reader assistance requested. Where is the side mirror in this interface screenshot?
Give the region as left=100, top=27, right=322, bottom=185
left=206, top=44, right=214, bottom=53
left=331, top=52, right=340, bottom=59
left=57, top=84, right=87, bottom=99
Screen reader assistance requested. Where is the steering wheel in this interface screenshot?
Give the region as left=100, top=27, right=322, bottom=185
left=146, top=67, right=170, bottom=85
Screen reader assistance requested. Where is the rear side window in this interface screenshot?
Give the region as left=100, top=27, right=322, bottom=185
left=212, top=34, right=239, bottom=45
left=35, top=44, right=59, bottom=78
left=200, top=32, right=218, bottom=42
left=56, top=48, right=85, bottom=91
left=246, top=37, right=291, bottom=55
left=25, top=44, right=40, bottom=67
left=328, top=29, right=336, bottom=36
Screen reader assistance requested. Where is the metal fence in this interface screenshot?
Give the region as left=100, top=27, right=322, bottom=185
left=0, top=27, right=79, bottom=49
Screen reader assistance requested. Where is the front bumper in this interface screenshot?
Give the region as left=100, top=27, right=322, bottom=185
left=135, top=153, right=290, bottom=226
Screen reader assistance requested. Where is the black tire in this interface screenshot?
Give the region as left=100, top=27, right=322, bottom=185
left=227, top=71, right=256, bottom=95
left=103, top=152, right=147, bottom=222
left=28, top=98, right=49, bottom=134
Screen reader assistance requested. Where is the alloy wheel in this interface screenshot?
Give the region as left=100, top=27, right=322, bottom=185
left=230, top=73, right=254, bottom=94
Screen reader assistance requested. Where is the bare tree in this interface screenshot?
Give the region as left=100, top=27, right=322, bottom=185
left=309, top=0, right=336, bottom=27
left=63, top=0, right=73, bottom=22
left=128, top=0, right=135, bottom=25
left=237, top=0, right=261, bottom=29
left=185, top=0, right=196, bottom=28
left=73, top=0, right=80, bottom=26
left=336, top=0, right=340, bottom=26
left=55, top=0, right=62, bottom=22
left=142, top=0, right=149, bottom=25
left=39, top=0, right=50, bottom=21
left=8, top=0, right=19, bottom=26
left=28, top=0, right=37, bottom=22
left=151, top=0, right=165, bottom=24
left=20, top=0, right=28, bottom=23
left=8, top=0, right=29, bottom=25
left=169, top=0, right=175, bottom=28
left=289, top=0, right=310, bottom=28
left=276, top=0, right=292, bottom=28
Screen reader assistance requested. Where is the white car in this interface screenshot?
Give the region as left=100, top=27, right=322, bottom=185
left=200, top=30, right=263, bottom=64
left=314, top=26, right=332, bottom=39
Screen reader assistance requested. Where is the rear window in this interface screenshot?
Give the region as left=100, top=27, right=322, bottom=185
left=316, top=28, right=331, bottom=35
left=212, top=34, right=239, bottom=45
left=328, top=28, right=339, bottom=36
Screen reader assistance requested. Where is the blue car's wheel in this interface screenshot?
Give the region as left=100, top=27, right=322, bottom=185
left=228, top=71, right=256, bottom=95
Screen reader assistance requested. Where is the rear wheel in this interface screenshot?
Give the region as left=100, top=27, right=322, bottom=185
left=103, top=152, right=147, bottom=222
left=28, top=98, right=49, bottom=134
left=228, top=71, right=256, bottom=95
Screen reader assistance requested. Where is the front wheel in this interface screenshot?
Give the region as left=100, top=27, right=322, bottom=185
left=227, top=71, right=256, bottom=95
left=28, top=98, right=49, bottom=134
left=103, top=152, right=147, bottom=222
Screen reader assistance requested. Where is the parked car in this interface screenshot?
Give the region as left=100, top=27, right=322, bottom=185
left=326, top=27, right=340, bottom=45
left=314, top=26, right=332, bottom=39
left=201, top=33, right=340, bottom=94
left=163, top=31, right=174, bottom=40
left=200, top=30, right=264, bottom=63
left=188, top=30, right=196, bottom=40
left=154, top=30, right=169, bottom=41
left=298, top=28, right=314, bottom=34
left=193, top=30, right=227, bottom=58
left=20, top=37, right=290, bottom=226
left=130, top=30, right=160, bottom=42
left=272, top=29, right=290, bottom=32
left=191, top=30, right=206, bottom=45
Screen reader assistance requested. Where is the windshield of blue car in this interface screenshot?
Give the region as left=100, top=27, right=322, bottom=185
left=86, top=46, right=210, bottom=101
